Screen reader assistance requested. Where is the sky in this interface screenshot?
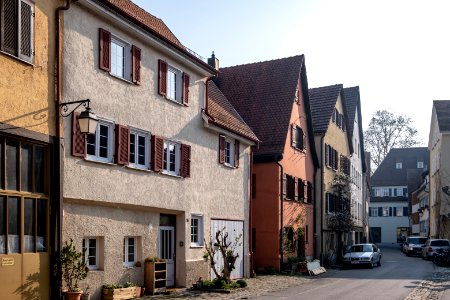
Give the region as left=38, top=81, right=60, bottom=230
left=134, top=0, right=450, bottom=145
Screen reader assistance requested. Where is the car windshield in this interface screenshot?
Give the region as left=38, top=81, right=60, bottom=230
left=408, top=237, right=427, bottom=244
left=351, top=245, right=372, bottom=252
left=430, top=240, right=450, bottom=246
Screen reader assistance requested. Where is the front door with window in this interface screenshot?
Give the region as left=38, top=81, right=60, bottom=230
left=159, top=226, right=175, bottom=286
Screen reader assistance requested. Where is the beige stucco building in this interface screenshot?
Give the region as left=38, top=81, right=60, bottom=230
left=60, top=1, right=257, bottom=299
left=309, top=84, right=353, bottom=260
left=0, top=1, right=64, bottom=299
left=429, top=100, right=450, bottom=239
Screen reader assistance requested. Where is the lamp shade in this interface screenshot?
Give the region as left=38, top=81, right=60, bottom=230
left=78, top=107, right=98, bottom=135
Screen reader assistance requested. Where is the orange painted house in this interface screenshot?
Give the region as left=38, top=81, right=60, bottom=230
left=215, top=55, right=319, bottom=271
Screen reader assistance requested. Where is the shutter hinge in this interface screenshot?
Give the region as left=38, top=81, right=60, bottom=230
left=32, top=13, right=35, bottom=18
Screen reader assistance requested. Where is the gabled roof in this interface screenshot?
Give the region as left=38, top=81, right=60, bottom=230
left=97, top=0, right=216, bottom=74
left=371, top=147, right=429, bottom=187
left=434, top=100, right=450, bottom=132
left=214, top=55, right=318, bottom=166
left=205, top=81, right=258, bottom=143
left=309, top=84, right=343, bottom=135
left=343, top=86, right=367, bottom=172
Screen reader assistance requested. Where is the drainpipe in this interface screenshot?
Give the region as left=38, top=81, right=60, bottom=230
left=55, top=1, right=73, bottom=299
left=249, top=146, right=255, bottom=277
left=313, top=148, right=318, bottom=259
left=320, top=135, right=325, bottom=263
left=276, top=155, right=284, bottom=270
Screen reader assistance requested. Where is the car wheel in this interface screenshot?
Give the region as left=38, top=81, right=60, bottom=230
left=406, top=252, right=410, bottom=257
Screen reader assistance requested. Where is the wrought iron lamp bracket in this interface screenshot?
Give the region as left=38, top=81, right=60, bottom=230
left=59, top=99, right=91, bottom=117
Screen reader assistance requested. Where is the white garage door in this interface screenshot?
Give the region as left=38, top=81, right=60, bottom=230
left=210, top=219, right=244, bottom=280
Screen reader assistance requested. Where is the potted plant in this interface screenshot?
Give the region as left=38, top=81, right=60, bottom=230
left=61, top=239, right=89, bottom=300
left=287, top=256, right=300, bottom=273
left=102, top=282, right=139, bottom=300
left=81, top=286, right=90, bottom=300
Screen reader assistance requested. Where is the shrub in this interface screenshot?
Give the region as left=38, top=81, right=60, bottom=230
left=202, top=280, right=214, bottom=287
left=264, top=266, right=277, bottom=275
left=236, top=279, right=247, bottom=288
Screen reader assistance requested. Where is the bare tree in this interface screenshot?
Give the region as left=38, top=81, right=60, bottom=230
left=364, top=110, right=419, bottom=172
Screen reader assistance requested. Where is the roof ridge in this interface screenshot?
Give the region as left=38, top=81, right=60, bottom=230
left=220, top=54, right=304, bottom=69
left=309, top=83, right=343, bottom=91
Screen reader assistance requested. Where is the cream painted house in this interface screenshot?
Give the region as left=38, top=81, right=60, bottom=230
left=429, top=100, right=450, bottom=239
left=60, top=1, right=257, bottom=298
left=309, top=84, right=353, bottom=259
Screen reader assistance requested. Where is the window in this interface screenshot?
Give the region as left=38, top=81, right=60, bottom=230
left=129, top=130, right=149, bottom=169
left=395, top=207, right=404, bottom=216
left=382, top=207, right=389, bottom=216
left=396, top=162, right=402, bottom=169
left=123, top=237, right=137, bottom=267
left=86, top=120, right=114, bottom=163
left=291, top=124, right=304, bottom=150
left=99, top=29, right=141, bottom=84
left=306, top=181, right=313, bottom=203
left=325, top=144, right=339, bottom=170
left=163, top=140, right=180, bottom=176
left=190, top=215, right=204, bottom=247
left=158, top=59, right=190, bottom=105
left=417, top=161, right=424, bottom=169
left=0, top=0, right=34, bottom=63
left=285, top=175, right=295, bottom=200
left=382, top=188, right=389, bottom=196
left=82, top=238, right=99, bottom=270
left=219, top=135, right=239, bottom=168
left=326, top=193, right=337, bottom=214
left=396, top=188, right=403, bottom=196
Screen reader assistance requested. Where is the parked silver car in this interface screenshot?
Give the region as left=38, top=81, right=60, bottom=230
left=343, top=243, right=382, bottom=268
left=422, top=239, right=450, bottom=260
left=403, top=236, right=428, bottom=256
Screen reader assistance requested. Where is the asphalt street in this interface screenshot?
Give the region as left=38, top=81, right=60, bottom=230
left=252, top=245, right=437, bottom=300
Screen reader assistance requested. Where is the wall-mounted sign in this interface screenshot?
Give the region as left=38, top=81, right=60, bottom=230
left=2, top=257, right=14, bottom=266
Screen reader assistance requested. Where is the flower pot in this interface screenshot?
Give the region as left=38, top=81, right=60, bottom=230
left=64, top=291, right=83, bottom=300
left=81, top=293, right=91, bottom=300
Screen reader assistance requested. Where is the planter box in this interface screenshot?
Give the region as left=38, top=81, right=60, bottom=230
left=102, top=287, right=139, bottom=300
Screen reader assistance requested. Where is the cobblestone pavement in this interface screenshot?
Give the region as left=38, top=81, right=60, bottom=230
left=405, top=268, right=450, bottom=300
left=142, top=268, right=450, bottom=300
left=141, top=270, right=337, bottom=300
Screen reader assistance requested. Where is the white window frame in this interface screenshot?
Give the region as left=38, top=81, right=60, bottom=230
left=370, top=207, right=378, bottom=217
left=110, top=35, right=131, bottom=81
left=86, top=119, right=115, bottom=163
left=417, top=161, right=424, bottom=169
left=395, top=207, right=404, bottom=216
left=129, top=129, right=150, bottom=169
left=167, top=65, right=183, bottom=103
left=397, top=188, right=403, bottom=196
left=382, top=207, right=389, bottom=217
left=396, top=162, right=402, bottom=169
left=190, top=215, right=204, bottom=247
left=163, top=140, right=180, bottom=176
left=382, top=188, right=389, bottom=196
left=82, top=237, right=99, bottom=270
left=224, top=138, right=235, bottom=167
left=123, top=236, right=137, bottom=267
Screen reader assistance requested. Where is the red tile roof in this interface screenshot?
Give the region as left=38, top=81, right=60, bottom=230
left=215, top=55, right=317, bottom=161
left=98, top=0, right=215, bottom=73
left=205, top=81, right=258, bottom=142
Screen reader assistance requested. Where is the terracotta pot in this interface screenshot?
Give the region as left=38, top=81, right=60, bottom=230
left=64, top=291, right=82, bottom=300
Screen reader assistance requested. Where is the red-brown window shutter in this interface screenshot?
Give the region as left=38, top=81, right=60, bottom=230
left=307, top=181, right=313, bottom=203
left=72, top=112, right=86, bottom=157
left=158, top=59, right=167, bottom=96
left=298, top=179, right=305, bottom=201
left=99, top=28, right=111, bottom=71
left=115, top=124, right=129, bottom=165
left=132, top=45, right=141, bottom=85
left=219, top=135, right=225, bottom=164
left=151, top=135, right=164, bottom=172
left=234, top=140, right=240, bottom=167
left=180, top=144, right=191, bottom=178
left=294, top=177, right=299, bottom=200
left=182, top=72, right=190, bottom=105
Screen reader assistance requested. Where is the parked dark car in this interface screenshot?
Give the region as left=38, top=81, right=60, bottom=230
left=422, top=239, right=450, bottom=260
left=403, top=236, right=428, bottom=256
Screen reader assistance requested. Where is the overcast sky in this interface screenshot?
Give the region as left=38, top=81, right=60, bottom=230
left=134, top=0, right=450, bottom=145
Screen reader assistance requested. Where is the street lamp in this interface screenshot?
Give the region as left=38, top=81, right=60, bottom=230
left=59, top=99, right=98, bottom=135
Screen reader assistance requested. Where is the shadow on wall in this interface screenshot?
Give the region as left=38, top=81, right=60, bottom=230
left=0, top=108, right=49, bottom=131
left=14, top=272, right=40, bottom=300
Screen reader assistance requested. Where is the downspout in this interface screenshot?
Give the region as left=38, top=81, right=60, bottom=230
left=276, top=155, right=284, bottom=270
left=320, top=135, right=325, bottom=263
left=313, top=150, right=317, bottom=259
left=55, top=1, right=72, bottom=299
left=249, top=146, right=255, bottom=277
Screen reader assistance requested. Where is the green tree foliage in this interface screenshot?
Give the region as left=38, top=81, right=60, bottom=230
left=61, top=239, right=88, bottom=292
left=364, top=110, right=419, bottom=172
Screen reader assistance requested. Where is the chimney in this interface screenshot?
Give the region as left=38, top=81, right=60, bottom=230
left=208, top=51, right=219, bottom=71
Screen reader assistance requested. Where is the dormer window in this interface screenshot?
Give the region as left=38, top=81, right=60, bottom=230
left=396, top=162, right=402, bottom=169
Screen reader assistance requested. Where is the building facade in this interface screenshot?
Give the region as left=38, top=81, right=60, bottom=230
left=214, top=55, right=318, bottom=271
left=309, top=84, right=353, bottom=260
left=429, top=100, right=450, bottom=239
left=60, top=1, right=257, bottom=298
left=0, top=0, right=63, bottom=299
left=368, top=148, right=428, bottom=245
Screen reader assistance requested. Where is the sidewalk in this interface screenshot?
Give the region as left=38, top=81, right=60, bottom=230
left=405, top=267, right=450, bottom=300
left=141, top=271, right=335, bottom=299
